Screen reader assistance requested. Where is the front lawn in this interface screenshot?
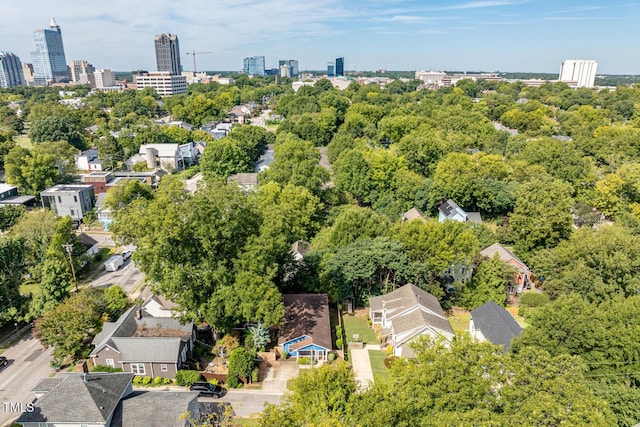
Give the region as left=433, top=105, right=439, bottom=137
left=368, top=350, right=388, bottom=382
left=342, top=313, right=377, bottom=344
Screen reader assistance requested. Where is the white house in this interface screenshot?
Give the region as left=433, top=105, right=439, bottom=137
left=136, top=144, right=182, bottom=172
left=369, top=284, right=454, bottom=357
left=438, top=199, right=482, bottom=224
left=75, top=149, right=103, bottom=171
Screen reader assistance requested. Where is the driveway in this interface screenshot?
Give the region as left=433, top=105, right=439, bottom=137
left=0, top=333, right=53, bottom=427
left=89, top=259, right=145, bottom=295
left=261, top=360, right=299, bottom=393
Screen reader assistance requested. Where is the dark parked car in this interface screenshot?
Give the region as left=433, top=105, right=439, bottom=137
left=0, top=357, right=9, bottom=370
left=189, top=382, right=223, bottom=398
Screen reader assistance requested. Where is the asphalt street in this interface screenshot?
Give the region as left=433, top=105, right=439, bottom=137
left=0, top=333, right=53, bottom=427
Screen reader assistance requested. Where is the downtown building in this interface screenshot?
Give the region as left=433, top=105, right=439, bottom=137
left=134, top=71, right=187, bottom=96
left=155, top=33, right=181, bottom=75
left=31, top=17, right=69, bottom=85
left=243, top=56, right=265, bottom=76
left=559, top=59, right=598, bottom=88
left=278, top=59, right=299, bottom=78
left=69, top=59, right=95, bottom=84
left=0, top=52, right=25, bottom=88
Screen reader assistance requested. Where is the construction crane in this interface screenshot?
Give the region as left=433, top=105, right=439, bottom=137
left=186, top=50, right=212, bottom=73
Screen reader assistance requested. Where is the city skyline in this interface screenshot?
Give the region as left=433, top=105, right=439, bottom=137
left=1, top=1, right=639, bottom=74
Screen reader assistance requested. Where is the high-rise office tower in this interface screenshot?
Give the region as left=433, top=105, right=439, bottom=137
left=31, top=17, right=69, bottom=85
left=335, top=57, right=344, bottom=77
left=327, top=62, right=335, bottom=77
left=22, top=63, right=35, bottom=86
left=69, top=60, right=95, bottom=83
left=278, top=59, right=299, bottom=77
left=559, top=59, right=597, bottom=88
left=94, top=69, right=115, bottom=89
left=155, top=33, right=182, bottom=75
left=243, top=56, right=265, bottom=76
left=0, top=52, right=25, bottom=88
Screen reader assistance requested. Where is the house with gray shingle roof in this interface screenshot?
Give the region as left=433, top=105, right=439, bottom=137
left=17, top=373, right=201, bottom=427
left=369, top=284, right=454, bottom=357
left=17, top=373, right=134, bottom=426
left=469, top=301, right=523, bottom=352
left=278, top=294, right=332, bottom=363
left=89, top=306, right=194, bottom=379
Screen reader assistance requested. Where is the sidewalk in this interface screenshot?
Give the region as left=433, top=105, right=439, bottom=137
left=350, top=344, right=379, bottom=391
left=0, top=324, right=32, bottom=351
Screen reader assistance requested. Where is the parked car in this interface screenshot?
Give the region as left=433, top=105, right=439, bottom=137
left=189, top=382, right=223, bottom=398
left=0, top=356, right=9, bottom=370
left=121, top=250, right=132, bottom=261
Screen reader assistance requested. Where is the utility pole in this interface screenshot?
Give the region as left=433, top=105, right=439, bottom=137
left=186, top=50, right=212, bottom=73
left=62, top=244, right=78, bottom=292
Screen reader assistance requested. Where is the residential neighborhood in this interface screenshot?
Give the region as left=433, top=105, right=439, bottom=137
left=1, top=19, right=639, bottom=426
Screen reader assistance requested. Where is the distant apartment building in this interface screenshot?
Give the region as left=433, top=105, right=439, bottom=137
left=559, top=59, right=597, bottom=88
left=155, top=33, right=181, bottom=75
left=31, top=17, right=69, bottom=85
left=40, top=184, right=95, bottom=222
left=278, top=59, right=299, bottom=77
left=93, top=69, right=116, bottom=89
left=335, top=57, right=345, bottom=77
left=243, top=56, right=265, bottom=76
left=134, top=71, right=187, bottom=96
left=0, top=52, right=25, bottom=88
left=69, top=60, right=95, bottom=83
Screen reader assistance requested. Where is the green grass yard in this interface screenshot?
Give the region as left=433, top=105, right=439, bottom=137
left=342, top=313, right=377, bottom=344
left=14, top=135, right=33, bottom=149
left=447, top=311, right=470, bottom=336
left=368, top=349, right=389, bottom=382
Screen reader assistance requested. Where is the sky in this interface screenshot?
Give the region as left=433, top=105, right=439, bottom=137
left=1, top=0, right=639, bottom=74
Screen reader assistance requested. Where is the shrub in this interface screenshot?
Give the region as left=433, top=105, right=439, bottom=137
left=93, top=251, right=105, bottom=262
left=227, top=376, right=239, bottom=388
left=297, top=357, right=312, bottom=365
left=335, top=326, right=343, bottom=338
left=386, top=345, right=393, bottom=356
left=153, top=376, right=163, bottom=385
left=336, top=338, right=343, bottom=349
left=209, top=378, right=219, bottom=386
left=94, top=365, right=123, bottom=373
left=132, top=376, right=143, bottom=384
left=328, top=352, right=336, bottom=362
left=228, top=347, right=255, bottom=381
left=251, top=367, right=260, bottom=383
left=383, top=356, right=397, bottom=369
left=518, top=292, right=551, bottom=316
left=141, top=376, right=152, bottom=385
left=163, top=378, right=171, bottom=385
left=175, top=370, right=203, bottom=387
left=214, top=334, right=240, bottom=357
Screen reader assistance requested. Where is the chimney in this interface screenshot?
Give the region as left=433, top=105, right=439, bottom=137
left=136, top=309, right=142, bottom=320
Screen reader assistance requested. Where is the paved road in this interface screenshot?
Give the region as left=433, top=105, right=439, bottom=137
left=203, top=390, right=282, bottom=418
left=0, top=333, right=53, bottom=427
left=90, top=258, right=145, bottom=295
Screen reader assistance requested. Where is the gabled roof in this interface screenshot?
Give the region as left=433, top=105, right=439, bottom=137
left=18, top=373, right=134, bottom=424
left=79, top=232, right=99, bottom=250
left=438, top=199, right=465, bottom=218
left=480, top=243, right=529, bottom=273
left=402, top=207, right=426, bottom=222
left=470, top=301, right=523, bottom=352
left=111, top=391, right=198, bottom=427
left=112, top=337, right=182, bottom=362
left=278, top=294, right=332, bottom=350
left=369, top=284, right=453, bottom=337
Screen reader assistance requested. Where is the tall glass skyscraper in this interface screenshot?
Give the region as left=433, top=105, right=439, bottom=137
left=155, top=33, right=182, bottom=75
left=0, top=52, right=25, bottom=88
left=31, top=17, right=69, bottom=85
left=243, top=56, right=265, bottom=77
left=335, top=57, right=344, bottom=77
